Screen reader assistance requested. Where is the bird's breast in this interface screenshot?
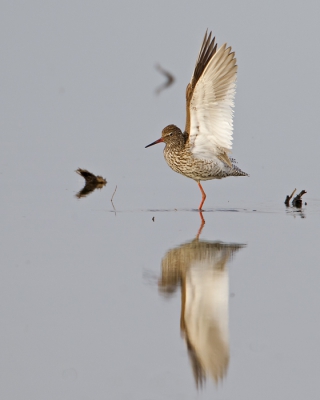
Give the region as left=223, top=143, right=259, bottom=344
left=163, top=146, right=226, bottom=181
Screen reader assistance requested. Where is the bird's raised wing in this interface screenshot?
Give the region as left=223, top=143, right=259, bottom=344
left=185, top=32, right=237, bottom=166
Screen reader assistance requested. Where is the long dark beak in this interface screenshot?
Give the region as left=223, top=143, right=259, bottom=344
left=145, top=138, right=163, bottom=148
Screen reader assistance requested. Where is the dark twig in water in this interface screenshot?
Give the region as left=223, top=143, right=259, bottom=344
left=111, top=185, right=117, bottom=214
left=111, top=185, right=117, bottom=202
left=292, top=190, right=307, bottom=208
left=75, top=168, right=107, bottom=199
left=284, top=188, right=296, bottom=206
left=155, top=63, right=175, bottom=95
left=284, top=188, right=307, bottom=208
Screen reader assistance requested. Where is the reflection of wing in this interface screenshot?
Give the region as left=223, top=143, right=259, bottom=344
left=185, top=257, right=229, bottom=386
left=159, top=240, right=245, bottom=387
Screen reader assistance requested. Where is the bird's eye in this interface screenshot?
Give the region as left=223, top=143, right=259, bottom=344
left=169, top=132, right=173, bottom=136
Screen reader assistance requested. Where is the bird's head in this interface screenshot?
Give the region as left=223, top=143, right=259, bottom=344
left=145, top=124, right=183, bottom=148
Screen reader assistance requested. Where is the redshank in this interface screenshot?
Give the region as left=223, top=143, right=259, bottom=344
left=146, top=31, right=248, bottom=210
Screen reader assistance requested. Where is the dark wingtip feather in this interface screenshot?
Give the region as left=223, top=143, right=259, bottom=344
left=185, top=30, right=218, bottom=134
left=192, top=31, right=217, bottom=88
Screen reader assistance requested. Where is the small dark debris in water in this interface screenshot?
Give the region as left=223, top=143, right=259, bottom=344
left=155, top=64, right=175, bottom=95
left=75, top=168, right=107, bottom=198
left=111, top=185, right=117, bottom=202
left=111, top=185, right=118, bottom=214
left=152, top=216, right=155, bottom=222
left=284, top=188, right=307, bottom=208
left=284, top=188, right=296, bottom=206
left=76, top=168, right=107, bottom=185
left=292, top=190, right=307, bottom=208
left=305, top=202, right=307, bottom=205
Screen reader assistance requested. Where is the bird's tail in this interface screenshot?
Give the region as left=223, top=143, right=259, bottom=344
left=230, top=161, right=249, bottom=177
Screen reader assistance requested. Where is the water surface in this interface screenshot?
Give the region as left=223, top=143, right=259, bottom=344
left=1, top=1, right=320, bottom=399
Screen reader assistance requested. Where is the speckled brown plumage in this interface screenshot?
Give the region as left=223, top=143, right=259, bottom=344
left=162, top=124, right=247, bottom=182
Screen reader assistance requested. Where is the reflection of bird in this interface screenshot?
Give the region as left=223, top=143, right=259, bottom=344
left=159, top=239, right=245, bottom=387
left=146, top=31, right=248, bottom=210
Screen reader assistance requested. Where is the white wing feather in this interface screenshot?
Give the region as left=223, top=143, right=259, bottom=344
left=189, top=44, right=237, bottom=160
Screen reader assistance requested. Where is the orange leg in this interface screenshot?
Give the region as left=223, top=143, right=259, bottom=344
left=197, top=182, right=207, bottom=210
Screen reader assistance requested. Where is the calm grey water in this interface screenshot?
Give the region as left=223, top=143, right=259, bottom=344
left=1, top=1, right=320, bottom=399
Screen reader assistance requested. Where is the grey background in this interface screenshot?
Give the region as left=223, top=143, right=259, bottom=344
left=1, top=1, right=320, bottom=399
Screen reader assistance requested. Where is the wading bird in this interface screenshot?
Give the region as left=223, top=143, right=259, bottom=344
left=146, top=31, right=248, bottom=210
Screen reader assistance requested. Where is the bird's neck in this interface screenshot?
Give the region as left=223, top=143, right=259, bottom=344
left=165, top=132, right=188, bottom=152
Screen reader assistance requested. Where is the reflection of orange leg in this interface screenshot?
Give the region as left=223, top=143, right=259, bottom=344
left=196, top=211, right=205, bottom=239
left=197, top=182, right=207, bottom=210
